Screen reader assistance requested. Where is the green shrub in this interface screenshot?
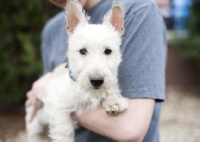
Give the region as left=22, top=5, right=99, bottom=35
left=0, top=1, right=60, bottom=105
left=176, top=0, right=200, bottom=62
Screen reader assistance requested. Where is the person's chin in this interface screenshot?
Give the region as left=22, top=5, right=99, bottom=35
left=58, top=0, right=67, bottom=7
left=54, top=0, right=67, bottom=8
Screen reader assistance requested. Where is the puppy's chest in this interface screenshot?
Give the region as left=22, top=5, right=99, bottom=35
left=72, top=91, right=107, bottom=114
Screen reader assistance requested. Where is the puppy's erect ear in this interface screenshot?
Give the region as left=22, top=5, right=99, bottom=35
left=103, top=5, right=124, bottom=36
left=66, top=0, right=87, bottom=35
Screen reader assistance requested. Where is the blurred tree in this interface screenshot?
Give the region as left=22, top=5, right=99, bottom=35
left=0, top=0, right=60, bottom=107
left=176, top=0, right=200, bottom=61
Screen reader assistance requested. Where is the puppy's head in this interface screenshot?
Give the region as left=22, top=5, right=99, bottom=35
left=66, top=1, right=124, bottom=90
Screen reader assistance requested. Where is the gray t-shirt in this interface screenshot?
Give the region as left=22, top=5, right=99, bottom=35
left=41, top=0, right=167, bottom=141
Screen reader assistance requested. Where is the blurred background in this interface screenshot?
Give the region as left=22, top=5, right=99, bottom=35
left=0, top=0, right=200, bottom=141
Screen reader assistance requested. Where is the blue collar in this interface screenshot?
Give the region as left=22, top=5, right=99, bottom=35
left=65, top=63, right=77, bottom=82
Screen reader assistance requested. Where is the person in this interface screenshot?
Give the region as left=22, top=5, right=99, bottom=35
left=26, top=0, right=167, bottom=141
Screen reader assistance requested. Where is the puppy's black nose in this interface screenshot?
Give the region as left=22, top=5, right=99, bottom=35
left=90, top=76, right=104, bottom=87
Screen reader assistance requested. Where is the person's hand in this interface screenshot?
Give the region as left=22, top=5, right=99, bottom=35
left=25, top=72, right=54, bottom=123
left=49, top=0, right=67, bottom=8
left=26, top=91, right=43, bottom=123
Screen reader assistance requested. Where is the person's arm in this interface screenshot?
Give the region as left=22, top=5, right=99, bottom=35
left=75, top=99, right=154, bottom=142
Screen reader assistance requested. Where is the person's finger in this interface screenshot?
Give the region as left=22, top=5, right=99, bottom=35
left=29, top=99, right=43, bottom=122
left=29, top=107, right=37, bottom=123
left=25, top=99, right=32, bottom=107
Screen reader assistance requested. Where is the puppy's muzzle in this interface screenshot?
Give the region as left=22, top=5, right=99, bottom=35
left=90, top=76, right=104, bottom=88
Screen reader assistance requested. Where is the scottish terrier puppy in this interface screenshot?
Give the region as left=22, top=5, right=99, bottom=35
left=26, top=1, right=128, bottom=142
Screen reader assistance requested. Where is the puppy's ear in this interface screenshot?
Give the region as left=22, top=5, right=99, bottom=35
left=103, top=5, right=124, bottom=36
left=66, top=1, right=87, bottom=35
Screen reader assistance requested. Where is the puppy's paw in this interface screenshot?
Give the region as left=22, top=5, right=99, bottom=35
left=103, top=96, right=128, bottom=116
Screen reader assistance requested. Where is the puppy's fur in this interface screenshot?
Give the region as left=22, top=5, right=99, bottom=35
left=26, top=1, right=128, bottom=142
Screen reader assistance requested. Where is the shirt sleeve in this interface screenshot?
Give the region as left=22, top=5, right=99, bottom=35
left=41, top=23, right=52, bottom=74
left=119, top=4, right=167, bottom=101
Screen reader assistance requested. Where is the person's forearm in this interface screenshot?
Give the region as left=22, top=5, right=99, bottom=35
left=76, top=99, right=155, bottom=142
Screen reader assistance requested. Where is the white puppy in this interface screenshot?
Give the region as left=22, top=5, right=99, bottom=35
left=26, top=1, right=128, bottom=142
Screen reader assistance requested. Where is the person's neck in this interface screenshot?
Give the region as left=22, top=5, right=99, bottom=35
left=83, top=0, right=101, bottom=11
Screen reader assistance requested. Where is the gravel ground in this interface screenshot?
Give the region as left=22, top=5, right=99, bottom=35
left=160, top=87, right=200, bottom=142
left=0, top=87, right=200, bottom=142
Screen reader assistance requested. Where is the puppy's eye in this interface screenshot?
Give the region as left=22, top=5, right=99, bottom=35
left=79, top=48, right=87, bottom=55
left=104, top=48, right=112, bottom=55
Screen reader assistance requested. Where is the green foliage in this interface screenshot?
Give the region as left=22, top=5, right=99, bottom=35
left=177, top=36, right=200, bottom=60
left=0, top=1, right=60, bottom=104
left=176, top=0, right=200, bottom=62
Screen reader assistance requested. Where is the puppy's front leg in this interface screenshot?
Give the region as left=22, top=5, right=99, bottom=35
left=103, top=89, right=129, bottom=116
left=26, top=107, right=45, bottom=142
left=49, top=112, right=75, bottom=142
